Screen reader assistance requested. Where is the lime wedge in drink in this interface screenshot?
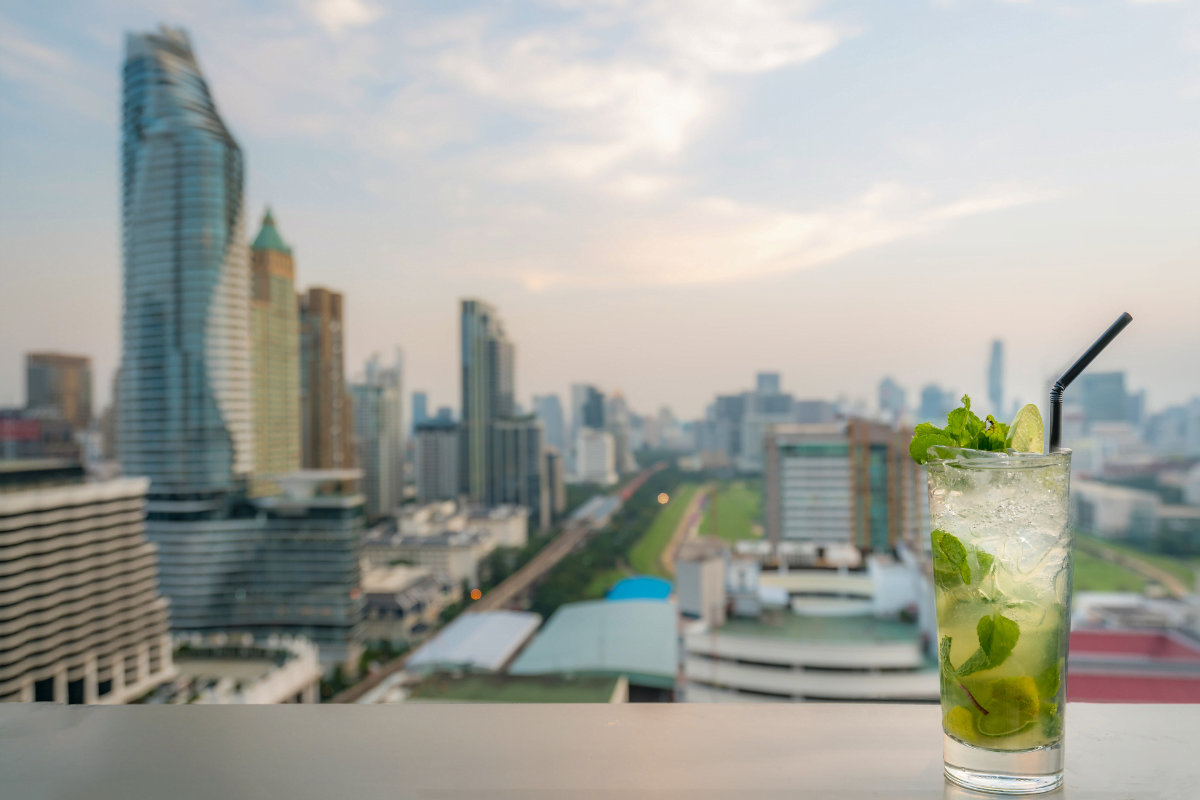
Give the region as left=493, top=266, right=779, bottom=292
left=1007, top=404, right=1044, bottom=454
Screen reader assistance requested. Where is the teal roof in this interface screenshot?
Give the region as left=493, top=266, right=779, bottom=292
left=508, top=599, right=677, bottom=688
left=251, top=207, right=292, bottom=255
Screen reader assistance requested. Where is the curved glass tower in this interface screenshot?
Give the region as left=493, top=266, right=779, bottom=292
left=119, top=27, right=252, bottom=498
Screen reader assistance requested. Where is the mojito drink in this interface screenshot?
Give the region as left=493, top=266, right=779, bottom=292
left=913, top=398, right=1073, bottom=794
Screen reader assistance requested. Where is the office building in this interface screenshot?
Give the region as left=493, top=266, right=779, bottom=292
left=119, top=27, right=253, bottom=497
left=249, top=208, right=301, bottom=497
left=460, top=299, right=514, bottom=502
left=412, top=391, right=429, bottom=432
left=756, top=372, right=781, bottom=395
left=572, top=384, right=606, bottom=435
left=416, top=421, right=459, bottom=503
left=764, top=420, right=926, bottom=554
left=878, top=377, right=906, bottom=421
left=739, top=373, right=794, bottom=473
left=25, top=353, right=92, bottom=431
left=351, top=353, right=404, bottom=519
left=240, top=471, right=366, bottom=667
left=575, top=428, right=617, bottom=485
left=0, top=410, right=79, bottom=461
left=361, top=564, right=461, bottom=648
left=532, top=393, right=566, bottom=451
left=300, top=287, right=354, bottom=470
left=150, top=635, right=321, bottom=704
left=490, top=415, right=548, bottom=530
left=607, top=392, right=638, bottom=474
left=988, top=340, right=1004, bottom=416
left=0, top=461, right=174, bottom=703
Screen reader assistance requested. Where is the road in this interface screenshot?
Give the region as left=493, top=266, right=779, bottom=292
left=659, top=484, right=713, bottom=578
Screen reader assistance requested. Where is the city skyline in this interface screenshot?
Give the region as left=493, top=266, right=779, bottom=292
left=2, top=2, right=1199, bottom=420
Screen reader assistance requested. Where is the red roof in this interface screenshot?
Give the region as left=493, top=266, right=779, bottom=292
left=1070, top=630, right=1200, bottom=662
left=1067, top=674, right=1200, bottom=703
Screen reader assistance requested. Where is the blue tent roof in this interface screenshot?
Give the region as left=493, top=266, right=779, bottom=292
left=607, top=576, right=672, bottom=602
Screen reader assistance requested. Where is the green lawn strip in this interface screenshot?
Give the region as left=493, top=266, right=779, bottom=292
left=699, top=480, right=763, bottom=543
left=628, top=484, right=698, bottom=578
left=1078, top=534, right=1196, bottom=591
left=1072, top=548, right=1146, bottom=593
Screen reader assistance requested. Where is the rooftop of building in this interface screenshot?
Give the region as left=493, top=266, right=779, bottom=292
left=508, top=599, right=677, bottom=688
left=406, top=672, right=620, bottom=703
left=361, top=564, right=433, bottom=594
left=716, top=612, right=923, bottom=644
left=406, top=610, right=542, bottom=674
left=251, top=208, right=292, bottom=255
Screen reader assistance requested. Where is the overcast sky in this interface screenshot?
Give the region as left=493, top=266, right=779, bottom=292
left=1, top=0, right=1198, bottom=421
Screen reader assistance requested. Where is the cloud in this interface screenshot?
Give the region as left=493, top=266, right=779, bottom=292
left=0, top=16, right=111, bottom=122
left=506, top=183, right=1055, bottom=289
left=308, top=0, right=382, bottom=36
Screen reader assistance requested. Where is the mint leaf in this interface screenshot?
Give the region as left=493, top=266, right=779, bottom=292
left=910, top=423, right=956, bottom=464
left=956, top=612, right=1020, bottom=677
left=1035, top=659, right=1062, bottom=701
left=939, top=636, right=955, bottom=680
left=975, top=550, right=995, bottom=577
left=980, top=416, right=1009, bottom=452
left=932, top=529, right=971, bottom=585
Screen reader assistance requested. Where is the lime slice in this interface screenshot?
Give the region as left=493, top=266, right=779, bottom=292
left=1008, top=404, right=1044, bottom=454
left=943, top=705, right=978, bottom=743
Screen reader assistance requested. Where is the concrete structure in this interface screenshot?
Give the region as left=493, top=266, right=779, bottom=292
left=156, top=634, right=321, bottom=704
left=738, top=376, right=795, bottom=473
left=1073, top=479, right=1160, bottom=543
left=2, top=704, right=1196, bottom=798
left=363, top=528, right=489, bottom=588
left=574, top=428, right=617, bottom=485
left=249, top=209, right=300, bottom=498
left=607, top=392, right=638, bottom=475
left=300, top=287, right=354, bottom=470
left=403, top=673, right=626, bottom=704
left=681, top=611, right=939, bottom=703
left=764, top=419, right=927, bottom=554
left=351, top=353, right=404, bottom=519
left=489, top=415, right=548, bottom=530
left=411, top=391, right=428, bottom=433
left=415, top=421, right=459, bottom=502
left=878, top=376, right=906, bottom=422
left=25, top=353, right=92, bottom=432
left=544, top=446, right=566, bottom=518
left=460, top=299, right=514, bottom=502
left=0, top=464, right=174, bottom=703
left=120, top=27, right=253, bottom=495
left=509, top=600, right=677, bottom=699
left=361, top=564, right=459, bottom=648
left=405, top=610, right=541, bottom=673
left=675, top=537, right=729, bottom=627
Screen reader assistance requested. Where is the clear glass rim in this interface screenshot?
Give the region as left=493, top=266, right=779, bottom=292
left=925, top=447, right=1071, bottom=471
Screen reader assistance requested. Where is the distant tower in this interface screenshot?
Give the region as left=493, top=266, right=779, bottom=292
left=460, top=299, right=514, bottom=502
left=988, top=341, right=1004, bottom=416
left=26, top=352, right=92, bottom=431
left=300, top=287, right=354, bottom=469
left=249, top=208, right=300, bottom=497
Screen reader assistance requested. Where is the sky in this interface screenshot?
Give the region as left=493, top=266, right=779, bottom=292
left=1, top=0, right=1198, bottom=421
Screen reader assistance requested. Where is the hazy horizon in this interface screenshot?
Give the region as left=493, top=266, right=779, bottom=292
left=2, top=0, right=1198, bottom=421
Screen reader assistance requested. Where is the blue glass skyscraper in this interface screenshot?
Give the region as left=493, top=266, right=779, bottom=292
left=120, top=27, right=253, bottom=498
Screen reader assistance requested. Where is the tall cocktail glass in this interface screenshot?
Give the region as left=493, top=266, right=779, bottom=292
left=926, top=448, right=1073, bottom=795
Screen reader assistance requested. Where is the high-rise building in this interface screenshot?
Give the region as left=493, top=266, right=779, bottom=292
left=756, top=372, right=781, bottom=395
left=988, top=340, right=1004, bottom=416
left=544, top=446, right=566, bottom=518
left=0, top=462, right=174, bottom=703
left=606, top=392, right=637, bottom=474
left=412, top=391, right=429, bottom=433
left=764, top=420, right=927, bottom=553
left=739, top=375, right=794, bottom=473
left=1080, top=372, right=1129, bottom=426
left=575, top=428, right=617, bottom=486
left=300, top=287, right=354, bottom=469
left=918, top=384, right=953, bottom=425
left=25, top=353, right=92, bottom=431
left=490, top=416, right=549, bottom=530
left=249, top=208, right=300, bottom=497
left=416, top=421, right=459, bottom=502
left=119, top=27, right=253, bottom=496
left=878, top=376, right=906, bottom=420
left=350, top=353, right=404, bottom=519
left=120, top=28, right=261, bottom=634
left=533, top=393, right=566, bottom=451
left=460, top=299, right=513, bottom=502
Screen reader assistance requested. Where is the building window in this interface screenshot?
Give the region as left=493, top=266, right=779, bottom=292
left=67, top=679, right=85, bottom=705
left=97, top=679, right=113, bottom=697
left=34, top=678, right=55, bottom=702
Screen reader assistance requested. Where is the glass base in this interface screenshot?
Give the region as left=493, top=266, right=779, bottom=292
left=943, top=734, right=1063, bottom=795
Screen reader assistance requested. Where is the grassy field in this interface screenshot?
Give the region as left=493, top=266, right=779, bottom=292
left=628, top=484, right=698, bottom=578
left=699, top=480, right=763, bottom=543
left=1072, top=548, right=1147, bottom=593
left=1078, top=534, right=1198, bottom=591
left=583, top=568, right=628, bottom=599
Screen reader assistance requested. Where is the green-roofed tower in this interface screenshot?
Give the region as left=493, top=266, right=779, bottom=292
left=250, top=207, right=300, bottom=496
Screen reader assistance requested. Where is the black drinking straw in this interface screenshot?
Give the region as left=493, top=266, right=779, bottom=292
left=1048, top=312, right=1133, bottom=452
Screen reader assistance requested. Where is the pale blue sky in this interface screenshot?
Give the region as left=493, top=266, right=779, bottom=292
left=1, top=0, right=1197, bottom=419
